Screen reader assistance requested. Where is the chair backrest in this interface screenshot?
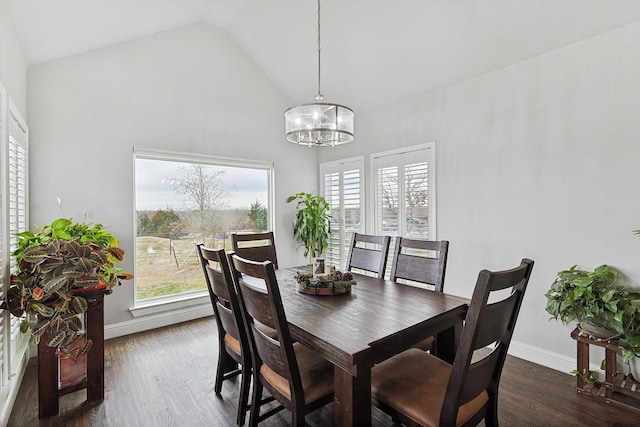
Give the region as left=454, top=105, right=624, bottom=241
left=345, top=233, right=391, bottom=279
left=440, top=258, right=534, bottom=425
left=390, top=238, right=449, bottom=292
left=231, top=232, right=279, bottom=269
left=230, top=254, right=305, bottom=408
left=196, top=244, right=247, bottom=356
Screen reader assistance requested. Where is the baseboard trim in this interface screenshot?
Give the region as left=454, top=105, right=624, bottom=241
left=104, top=304, right=213, bottom=340
left=509, top=339, right=602, bottom=375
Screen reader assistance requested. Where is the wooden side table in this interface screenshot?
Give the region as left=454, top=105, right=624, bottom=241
left=571, top=328, right=640, bottom=411
left=38, top=289, right=106, bottom=419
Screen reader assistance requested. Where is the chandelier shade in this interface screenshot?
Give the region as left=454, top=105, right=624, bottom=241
left=285, top=102, right=354, bottom=147
left=284, top=0, right=354, bottom=147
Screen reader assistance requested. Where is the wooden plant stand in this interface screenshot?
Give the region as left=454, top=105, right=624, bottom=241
left=571, top=328, right=640, bottom=411
left=38, top=289, right=106, bottom=419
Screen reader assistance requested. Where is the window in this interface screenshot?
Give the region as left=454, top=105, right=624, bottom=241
left=6, top=100, right=29, bottom=374
left=372, top=143, right=436, bottom=240
left=320, top=157, right=364, bottom=270
left=1, top=89, right=29, bottom=407
left=134, top=148, right=273, bottom=303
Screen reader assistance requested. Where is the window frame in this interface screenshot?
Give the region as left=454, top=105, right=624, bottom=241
left=132, top=147, right=275, bottom=312
left=370, top=142, right=437, bottom=240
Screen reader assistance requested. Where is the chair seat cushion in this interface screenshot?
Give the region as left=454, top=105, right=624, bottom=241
left=372, top=348, right=488, bottom=427
left=224, top=333, right=242, bottom=357
left=260, top=342, right=334, bottom=404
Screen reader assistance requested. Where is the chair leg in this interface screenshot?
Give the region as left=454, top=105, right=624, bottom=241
left=248, top=380, right=263, bottom=427
left=236, top=364, right=251, bottom=426
left=292, top=410, right=305, bottom=427
left=215, top=349, right=237, bottom=395
left=485, top=397, right=499, bottom=427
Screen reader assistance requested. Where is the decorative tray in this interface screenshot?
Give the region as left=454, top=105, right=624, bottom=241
left=294, top=271, right=355, bottom=296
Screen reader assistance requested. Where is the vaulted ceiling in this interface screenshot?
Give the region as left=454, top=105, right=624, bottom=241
left=6, top=0, right=640, bottom=112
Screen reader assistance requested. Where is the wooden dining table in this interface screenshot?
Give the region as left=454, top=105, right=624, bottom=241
left=274, top=268, right=469, bottom=427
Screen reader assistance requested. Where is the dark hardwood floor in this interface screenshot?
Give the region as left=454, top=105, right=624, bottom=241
left=8, top=317, right=640, bottom=426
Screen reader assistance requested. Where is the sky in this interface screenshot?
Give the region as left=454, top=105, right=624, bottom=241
left=135, top=158, right=269, bottom=211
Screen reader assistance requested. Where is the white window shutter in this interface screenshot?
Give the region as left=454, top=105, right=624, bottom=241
left=321, top=158, right=364, bottom=271
left=7, top=100, right=29, bottom=375
left=372, top=144, right=435, bottom=240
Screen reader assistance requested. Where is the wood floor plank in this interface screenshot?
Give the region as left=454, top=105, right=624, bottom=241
left=8, top=317, right=640, bottom=426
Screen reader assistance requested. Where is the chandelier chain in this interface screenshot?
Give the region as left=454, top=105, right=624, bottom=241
left=316, top=0, right=323, bottom=101
left=283, top=0, right=354, bottom=147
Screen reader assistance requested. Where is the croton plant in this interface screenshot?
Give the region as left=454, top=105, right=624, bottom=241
left=5, top=217, right=131, bottom=358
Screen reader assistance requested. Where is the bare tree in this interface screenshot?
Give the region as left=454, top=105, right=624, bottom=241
left=380, top=164, right=428, bottom=234
left=173, top=165, right=228, bottom=246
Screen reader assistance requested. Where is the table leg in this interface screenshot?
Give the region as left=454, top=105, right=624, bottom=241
left=433, top=320, right=462, bottom=364
left=333, top=365, right=371, bottom=427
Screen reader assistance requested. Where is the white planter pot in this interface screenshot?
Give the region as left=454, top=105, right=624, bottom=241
left=629, top=356, right=640, bottom=381
left=578, top=321, right=619, bottom=340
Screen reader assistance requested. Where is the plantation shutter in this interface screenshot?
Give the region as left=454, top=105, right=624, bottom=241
left=324, top=170, right=340, bottom=267
left=404, top=161, right=429, bottom=238
left=373, top=144, right=435, bottom=241
left=321, top=157, right=364, bottom=271
left=0, top=86, right=5, bottom=389
left=7, top=100, right=29, bottom=375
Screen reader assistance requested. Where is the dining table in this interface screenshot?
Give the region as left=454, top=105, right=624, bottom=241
left=274, top=267, right=469, bottom=427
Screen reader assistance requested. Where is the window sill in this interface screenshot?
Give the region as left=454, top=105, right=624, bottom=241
left=129, top=292, right=210, bottom=318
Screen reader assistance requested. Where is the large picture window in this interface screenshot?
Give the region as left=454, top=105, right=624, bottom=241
left=134, top=148, right=273, bottom=303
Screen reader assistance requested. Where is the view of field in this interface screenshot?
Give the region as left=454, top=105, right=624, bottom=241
left=134, top=159, right=270, bottom=301
left=135, top=234, right=233, bottom=300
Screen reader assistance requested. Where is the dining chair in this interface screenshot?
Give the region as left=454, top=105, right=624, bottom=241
left=371, top=258, right=534, bottom=427
left=345, top=232, right=391, bottom=279
left=389, top=238, right=450, bottom=351
left=390, top=238, right=449, bottom=292
left=231, top=232, right=279, bottom=269
left=196, top=244, right=251, bottom=426
left=230, top=254, right=334, bottom=427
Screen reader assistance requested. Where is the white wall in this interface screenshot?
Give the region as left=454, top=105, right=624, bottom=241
left=27, top=23, right=316, bottom=333
left=0, top=1, right=27, bottom=117
left=320, top=23, right=640, bottom=371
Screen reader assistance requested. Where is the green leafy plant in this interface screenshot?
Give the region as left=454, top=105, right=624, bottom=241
left=624, top=229, right=640, bottom=361
left=286, top=192, right=331, bottom=261
left=5, top=217, right=131, bottom=358
left=570, top=368, right=599, bottom=386
left=545, top=265, right=629, bottom=336
left=620, top=335, right=640, bottom=363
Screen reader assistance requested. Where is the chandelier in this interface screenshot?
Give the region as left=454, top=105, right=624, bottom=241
left=284, top=0, right=354, bottom=147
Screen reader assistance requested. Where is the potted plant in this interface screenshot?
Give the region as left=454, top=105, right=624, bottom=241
left=624, top=228, right=640, bottom=379
left=620, top=334, right=640, bottom=380
left=545, top=264, right=629, bottom=339
left=4, top=217, right=131, bottom=358
left=286, top=192, right=331, bottom=272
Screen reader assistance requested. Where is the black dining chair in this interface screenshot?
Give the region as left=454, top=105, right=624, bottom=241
left=231, top=232, right=279, bottom=269
left=345, top=232, right=391, bottom=279
left=390, top=238, right=450, bottom=351
left=196, top=244, right=251, bottom=426
left=371, top=258, right=534, bottom=427
left=230, top=254, right=334, bottom=427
